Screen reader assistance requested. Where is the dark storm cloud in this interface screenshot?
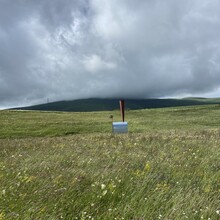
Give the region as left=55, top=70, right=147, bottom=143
left=1, top=0, right=220, bottom=108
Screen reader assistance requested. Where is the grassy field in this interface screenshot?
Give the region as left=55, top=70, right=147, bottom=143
left=0, top=105, right=220, bottom=219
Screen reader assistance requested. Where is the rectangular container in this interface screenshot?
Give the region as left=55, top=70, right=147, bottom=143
left=112, top=122, right=128, bottom=134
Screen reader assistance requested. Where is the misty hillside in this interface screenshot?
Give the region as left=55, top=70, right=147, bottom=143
left=12, top=98, right=220, bottom=112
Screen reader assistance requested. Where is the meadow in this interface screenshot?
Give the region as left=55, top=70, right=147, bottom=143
left=0, top=105, right=220, bottom=219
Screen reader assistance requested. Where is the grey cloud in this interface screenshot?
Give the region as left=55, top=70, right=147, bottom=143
left=1, top=0, right=220, bottom=108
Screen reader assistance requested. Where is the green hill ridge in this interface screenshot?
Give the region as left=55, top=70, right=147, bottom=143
left=12, top=97, right=220, bottom=112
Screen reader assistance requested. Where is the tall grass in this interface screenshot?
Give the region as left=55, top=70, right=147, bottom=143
left=1, top=105, right=220, bottom=138
left=0, top=105, right=220, bottom=219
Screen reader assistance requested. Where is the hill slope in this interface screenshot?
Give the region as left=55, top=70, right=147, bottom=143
left=13, top=98, right=220, bottom=112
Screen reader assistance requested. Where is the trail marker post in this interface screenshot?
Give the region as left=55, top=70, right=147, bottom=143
left=112, top=99, right=128, bottom=133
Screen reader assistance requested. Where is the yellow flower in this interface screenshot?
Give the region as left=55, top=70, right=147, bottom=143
left=54, top=175, right=63, bottom=184
left=144, top=163, right=151, bottom=172
left=0, top=212, right=5, bottom=220
left=134, top=169, right=144, bottom=177
left=204, top=185, right=211, bottom=193
left=40, top=207, right=46, bottom=213
left=155, top=183, right=170, bottom=192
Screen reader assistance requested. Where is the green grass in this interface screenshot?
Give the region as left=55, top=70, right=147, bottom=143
left=1, top=105, right=220, bottom=138
left=0, top=105, right=220, bottom=219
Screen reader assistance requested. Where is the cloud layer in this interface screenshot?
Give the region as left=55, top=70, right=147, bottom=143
left=1, top=0, right=220, bottom=108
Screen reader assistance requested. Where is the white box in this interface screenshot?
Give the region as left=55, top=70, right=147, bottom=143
left=112, top=122, right=128, bottom=134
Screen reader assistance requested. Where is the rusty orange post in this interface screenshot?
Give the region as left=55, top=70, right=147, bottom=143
left=119, top=100, right=125, bottom=122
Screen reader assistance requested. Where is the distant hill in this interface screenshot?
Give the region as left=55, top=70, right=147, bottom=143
left=11, top=98, right=220, bottom=112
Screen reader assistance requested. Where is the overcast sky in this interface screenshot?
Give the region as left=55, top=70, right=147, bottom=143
left=1, top=0, right=220, bottom=108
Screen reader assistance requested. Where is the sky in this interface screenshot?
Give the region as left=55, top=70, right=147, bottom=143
left=1, top=0, right=220, bottom=108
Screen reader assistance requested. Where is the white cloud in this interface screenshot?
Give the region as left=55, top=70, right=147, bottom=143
left=83, top=54, right=116, bottom=73
left=1, top=0, right=220, bottom=108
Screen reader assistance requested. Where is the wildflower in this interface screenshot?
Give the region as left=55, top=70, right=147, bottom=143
left=2, top=189, right=6, bottom=195
left=0, top=212, right=5, bottom=220
left=101, top=184, right=106, bottom=190
left=144, top=162, right=151, bottom=172
left=216, top=210, right=220, bottom=215
left=25, top=176, right=36, bottom=183
left=204, top=185, right=211, bottom=193
left=102, top=190, right=107, bottom=196
left=155, top=183, right=170, bottom=191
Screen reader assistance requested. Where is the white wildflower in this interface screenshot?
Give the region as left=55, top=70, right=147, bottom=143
left=101, top=184, right=106, bottom=190
left=102, top=190, right=107, bottom=196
